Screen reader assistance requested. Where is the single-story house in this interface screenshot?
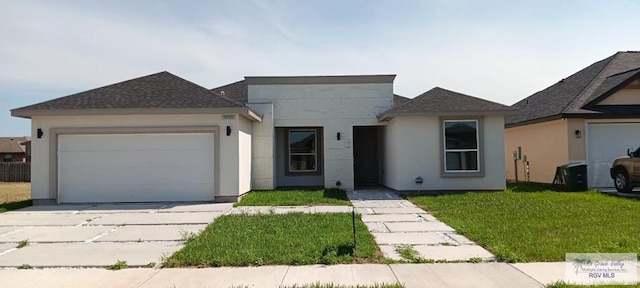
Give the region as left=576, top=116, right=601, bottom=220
left=11, top=72, right=515, bottom=204
left=505, top=51, right=640, bottom=188
left=0, top=137, right=31, bottom=162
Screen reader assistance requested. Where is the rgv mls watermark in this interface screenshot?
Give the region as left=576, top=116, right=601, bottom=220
left=566, top=253, right=637, bottom=285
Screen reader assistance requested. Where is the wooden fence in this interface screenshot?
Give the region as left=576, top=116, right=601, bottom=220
left=0, top=162, right=30, bottom=182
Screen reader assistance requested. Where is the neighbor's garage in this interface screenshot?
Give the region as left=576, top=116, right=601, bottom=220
left=57, top=133, right=215, bottom=203
left=587, top=122, right=640, bottom=188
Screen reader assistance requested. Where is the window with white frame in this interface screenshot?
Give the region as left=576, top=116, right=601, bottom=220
left=289, top=129, right=317, bottom=172
left=443, top=120, right=479, bottom=172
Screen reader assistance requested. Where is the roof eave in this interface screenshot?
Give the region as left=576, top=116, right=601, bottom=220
left=505, top=114, right=564, bottom=128
left=11, top=107, right=263, bottom=122
left=378, top=109, right=518, bottom=122
left=245, top=74, right=396, bottom=85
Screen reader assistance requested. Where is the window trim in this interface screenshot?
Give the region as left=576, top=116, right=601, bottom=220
left=287, top=129, right=318, bottom=173
left=440, top=118, right=485, bottom=177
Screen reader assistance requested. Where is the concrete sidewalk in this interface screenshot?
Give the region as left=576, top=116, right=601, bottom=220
left=0, top=263, right=548, bottom=288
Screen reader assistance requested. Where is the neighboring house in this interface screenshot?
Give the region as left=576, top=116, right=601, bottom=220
left=0, top=137, right=31, bottom=162
left=11, top=72, right=514, bottom=204
left=505, top=51, right=640, bottom=188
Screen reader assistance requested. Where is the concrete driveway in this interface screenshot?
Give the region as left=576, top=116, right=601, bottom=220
left=0, top=203, right=232, bottom=268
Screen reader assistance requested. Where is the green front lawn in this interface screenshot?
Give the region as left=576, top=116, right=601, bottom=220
left=409, top=186, right=640, bottom=262
left=164, top=213, right=381, bottom=267
left=236, top=189, right=351, bottom=206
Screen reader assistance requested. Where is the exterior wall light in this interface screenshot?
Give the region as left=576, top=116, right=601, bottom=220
left=37, top=128, right=44, bottom=139
left=574, top=129, right=581, bottom=138
left=337, top=132, right=341, bottom=141
left=226, top=126, right=232, bottom=136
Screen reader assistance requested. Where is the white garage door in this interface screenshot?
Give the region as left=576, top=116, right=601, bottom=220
left=587, top=123, right=640, bottom=188
left=58, top=133, right=215, bottom=203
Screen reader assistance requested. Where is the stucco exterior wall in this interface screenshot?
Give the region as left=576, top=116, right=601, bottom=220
left=384, top=115, right=506, bottom=191
left=30, top=114, right=245, bottom=201
left=567, top=118, right=586, bottom=162
left=247, top=104, right=276, bottom=190
left=504, top=119, right=569, bottom=183
left=248, top=83, right=393, bottom=191
left=238, top=116, right=253, bottom=195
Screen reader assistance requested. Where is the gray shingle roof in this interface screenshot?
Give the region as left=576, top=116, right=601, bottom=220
left=393, top=94, right=411, bottom=106
left=507, top=51, right=640, bottom=125
left=12, top=71, right=245, bottom=112
left=210, top=80, right=248, bottom=104
left=379, top=87, right=514, bottom=119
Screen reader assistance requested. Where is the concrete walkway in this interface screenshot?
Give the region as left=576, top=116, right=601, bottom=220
left=0, top=263, right=547, bottom=288
left=349, top=189, right=495, bottom=262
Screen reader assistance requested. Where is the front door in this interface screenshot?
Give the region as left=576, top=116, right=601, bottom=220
left=353, top=126, right=379, bottom=187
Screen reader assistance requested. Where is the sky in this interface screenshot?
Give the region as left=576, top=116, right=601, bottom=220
left=1, top=0, right=640, bottom=136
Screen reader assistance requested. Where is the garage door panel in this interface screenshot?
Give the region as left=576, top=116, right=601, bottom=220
left=58, top=133, right=215, bottom=203
left=59, top=150, right=213, bottom=169
left=59, top=133, right=212, bottom=152
left=59, top=183, right=215, bottom=203
left=60, top=167, right=214, bottom=187
left=587, top=123, right=640, bottom=188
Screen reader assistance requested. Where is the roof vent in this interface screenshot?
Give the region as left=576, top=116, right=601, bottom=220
left=220, top=91, right=225, bottom=95
left=559, top=78, right=565, bottom=83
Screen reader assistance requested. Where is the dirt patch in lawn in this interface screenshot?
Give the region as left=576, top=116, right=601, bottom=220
left=0, top=182, right=30, bottom=204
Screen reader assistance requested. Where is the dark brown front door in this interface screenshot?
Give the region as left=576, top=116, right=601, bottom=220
left=353, top=126, right=379, bottom=186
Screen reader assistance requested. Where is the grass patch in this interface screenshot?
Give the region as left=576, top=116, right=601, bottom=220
left=236, top=189, right=351, bottom=206
left=507, top=181, right=568, bottom=192
left=0, top=182, right=31, bottom=204
left=409, top=190, right=640, bottom=262
left=0, top=200, right=32, bottom=213
left=16, top=240, right=29, bottom=249
left=164, top=213, right=381, bottom=267
left=394, top=245, right=434, bottom=263
left=17, top=264, right=33, bottom=270
left=106, top=260, right=128, bottom=270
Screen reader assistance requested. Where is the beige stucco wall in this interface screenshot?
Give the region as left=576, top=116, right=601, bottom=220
left=383, top=115, right=506, bottom=191
left=505, top=119, right=572, bottom=183
left=30, top=114, right=247, bottom=201
left=566, top=118, right=586, bottom=162
left=248, top=83, right=393, bottom=191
